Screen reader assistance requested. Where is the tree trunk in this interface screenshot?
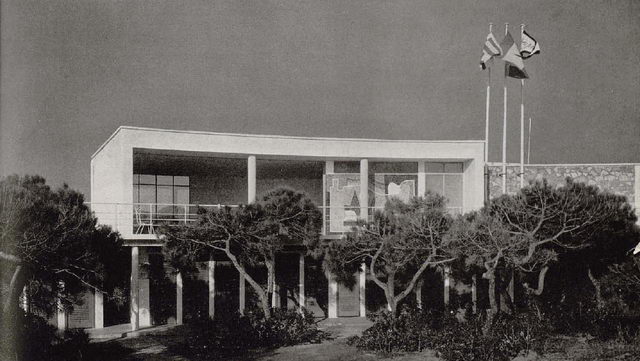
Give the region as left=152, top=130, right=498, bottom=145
left=587, top=267, right=604, bottom=309
left=225, top=250, right=271, bottom=319
left=266, top=260, right=275, bottom=308
left=386, top=273, right=397, bottom=315
left=3, top=265, right=24, bottom=315
left=483, top=271, right=497, bottom=335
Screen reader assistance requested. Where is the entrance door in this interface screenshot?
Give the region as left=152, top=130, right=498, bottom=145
left=337, top=274, right=360, bottom=317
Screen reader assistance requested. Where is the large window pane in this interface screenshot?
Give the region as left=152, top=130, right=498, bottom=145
left=174, top=176, right=189, bottom=186
left=426, top=175, right=444, bottom=195
left=139, top=174, right=156, bottom=185
left=174, top=187, right=190, bottom=218
left=425, top=163, right=445, bottom=173
left=444, top=174, right=463, bottom=208
left=139, top=185, right=156, bottom=204
left=133, top=174, right=140, bottom=185
left=444, top=163, right=464, bottom=173
left=156, top=186, right=173, bottom=219
left=157, top=175, right=173, bottom=186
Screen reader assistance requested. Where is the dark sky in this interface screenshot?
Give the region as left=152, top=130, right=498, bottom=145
left=1, top=0, right=639, bottom=198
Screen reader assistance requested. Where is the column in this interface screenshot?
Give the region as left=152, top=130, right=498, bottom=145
left=208, top=260, right=215, bottom=319
left=418, top=161, right=426, bottom=196
left=299, top=254, right=305, bottom=310
left=360, top=159, right=369, bottom=220
left=248, top=155, right=256, bottom=203
left=359, top=263, right=366, bottom=317
left=57, top=281, right=66, bottom=331
left=139, top=248, right=151, bottom=328
left=472, top=274, right=478, bottom=314
left=328, top=272, right=338, bottom=318
left=239, top=273, right=245, bottom=314
left=272, top=279, right=280, bottom=308
left=176, top=272, right=183, bottom=325
left=130, top=246, right=139, bottom=331
left=323, top=161, right=334, bottom=235
left=416, top=280, right=423, bottom=310
left=57, top=298, right=67, bottom=331
left=444, top=266, right=451, bottom=307
left=94, top=290, right=104, bottom=329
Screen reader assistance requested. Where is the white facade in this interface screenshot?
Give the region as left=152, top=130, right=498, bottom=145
left=89, top=126, right=486, bottom=329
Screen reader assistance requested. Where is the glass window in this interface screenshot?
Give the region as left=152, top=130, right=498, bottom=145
left=157, top=175, right=173, bottom=186
left=133, top=174, right=140, bottom=185
left=174, top=176, right=189, bottom=186
left=334, top=161, right=360, bottom=173
left=444, top=174, right=463, bottom=207
left=426, top=175, right=444, bottom=195
left=425, top=162, right=445, bottom=173
left=139, top=174, right=156, bottom=185
left=444, top=163, right=464, bottom=173
left=139, top=185, right=156, bottom=204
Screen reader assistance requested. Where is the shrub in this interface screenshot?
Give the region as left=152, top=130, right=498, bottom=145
left=350, top=306, right=550, bottom=361
left=0, top=311, right=93, bottom=361
left=171, top=307, right=327, bottom=359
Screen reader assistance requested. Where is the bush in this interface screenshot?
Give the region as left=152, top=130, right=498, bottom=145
left=0, top=311, right=92, bottom=361
left=172, top=307, right=328, bottom=359
left=350, top=306, right=550, bottom=361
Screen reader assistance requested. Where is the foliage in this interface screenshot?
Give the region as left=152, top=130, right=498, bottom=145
left=448, top=179, right=637, bottom=321
left=0, top=175, right=124, bottom=316
left=170, top=308, right=328, bottom=359
left=0, top=311, right=92, bottom=361
left=160, top=187, right=322, bottom=318
left=350, top=306, right=549, bottom=361
left=324, top=195, right=458, bottom=314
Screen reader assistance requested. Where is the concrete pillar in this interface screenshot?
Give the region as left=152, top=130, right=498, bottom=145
left=139, top=248, right=151, bottom=328
left=176, top=272, right=183, bottom=325
left=472, top=274, right=478, bottom=314
left=20, top=286, right=28, bottom=312
left=299, top=254, right=305, bottom=310
left=130, top=246, right=139, bottom=331
left=328, top=272, right=338, bottom=318
left=272, top=281, right=280, bottom=308
left=360, top=159, right=369, bottom=220
left=417, top=161, right=426, bottom=196
left=57, top=281, right=66, bottom=331
left=57, top=298, right=67, bottom=331
left=359, top=263, right=366, bottom=317
left=323, top=161, right=334, bottom=235
left=239, top=273, right=245, bottom=314
left=94, top=290, right=104, bottom=329
left=508, top=272, right=515, bottom=304
left=444, top=266, right=451, bottom=307
left=208, top=260, right=215, bottom=319
left=248, top=155, right=256, bottom=203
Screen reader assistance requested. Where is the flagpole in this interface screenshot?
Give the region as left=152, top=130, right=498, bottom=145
left=485, top=23, right=493, bottom=164
left=520, top=24, right=525, bottom=189
left=527, top=117, right=532, bottom=164
left=502, top=23, right=508, bottom=195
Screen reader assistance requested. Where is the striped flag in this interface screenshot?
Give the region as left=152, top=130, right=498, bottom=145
left=521, top=30, right=540, bottom=59
left=480, top=32, right=502, bottom=70
left=500, top=31, right=529, bottom=79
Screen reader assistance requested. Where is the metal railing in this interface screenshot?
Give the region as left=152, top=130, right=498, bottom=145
left=87, top=202, right=463, bottom=238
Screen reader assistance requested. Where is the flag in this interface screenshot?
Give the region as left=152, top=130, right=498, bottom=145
left=480, top=32, right=502, bottom=69
left=520, top=30, right=540, bottom=59
left=500, top=31, right=529, bottom=79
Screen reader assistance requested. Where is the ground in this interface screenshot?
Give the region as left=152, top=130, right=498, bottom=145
left=88, top=320, right=639, bottom=361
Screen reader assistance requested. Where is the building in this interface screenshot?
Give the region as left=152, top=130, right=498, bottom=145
left=60, top=126, right=639, bottom=331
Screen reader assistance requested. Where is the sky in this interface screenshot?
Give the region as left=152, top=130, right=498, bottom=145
left=1, top=0, right=639, bottom=199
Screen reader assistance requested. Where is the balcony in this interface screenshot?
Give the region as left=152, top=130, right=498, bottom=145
left=88, top=202, right=462, bottom=241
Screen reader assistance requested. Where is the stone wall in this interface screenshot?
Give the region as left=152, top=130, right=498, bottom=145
left=487, top=164, right=638, bottom=207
